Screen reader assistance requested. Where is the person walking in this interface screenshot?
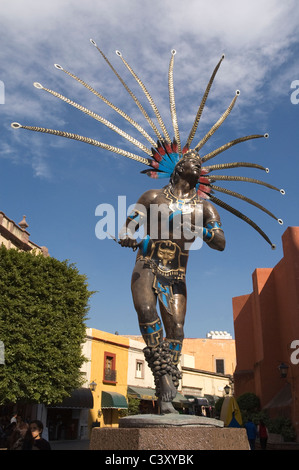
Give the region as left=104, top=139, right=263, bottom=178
left=7, top=417, right=29, bottom=450
left=258, top=419, right=269, bottom=450
left=245, top=418, right=257, bottom=450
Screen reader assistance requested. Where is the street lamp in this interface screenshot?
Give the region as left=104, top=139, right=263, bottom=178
left=278, top=362, right=289, bottom=379
left=224, top=384, right=231, bottom=395
left=89, top=380, right=97, bottom=392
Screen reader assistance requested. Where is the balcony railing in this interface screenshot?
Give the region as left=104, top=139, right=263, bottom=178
left=104, top=368, right=117, bottom=383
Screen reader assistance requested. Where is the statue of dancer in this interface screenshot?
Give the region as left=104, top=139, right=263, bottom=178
left=119, top=151, right=225, bottom=413
left=12, top=44, right=284, bottom=414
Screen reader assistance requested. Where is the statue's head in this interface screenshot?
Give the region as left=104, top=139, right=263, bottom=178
left=170, top=150, right=202, bottom=187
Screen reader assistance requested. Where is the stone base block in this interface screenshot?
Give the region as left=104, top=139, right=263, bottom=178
left=90, top=426, right=249, bottom=451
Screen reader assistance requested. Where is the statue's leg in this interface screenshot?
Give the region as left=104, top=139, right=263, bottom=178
left=157, top=282, right=186, bottom=413
left=131, top=260, right=162, bottom=345
left=159, top=280, right=186, bottom=342
left=131, top=261, right=178, bottom=413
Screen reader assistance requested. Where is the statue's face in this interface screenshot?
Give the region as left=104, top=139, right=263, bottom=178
left=175, top=155, right=201, bottom=183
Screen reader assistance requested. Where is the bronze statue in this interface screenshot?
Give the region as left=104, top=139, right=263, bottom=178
left=119, top=151, right=225, bottom=413
left=11, top=43, right=284, bottom=414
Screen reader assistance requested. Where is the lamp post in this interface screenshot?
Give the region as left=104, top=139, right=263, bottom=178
left=278, top=362, right=289, bottom=379
left=89, top=380, right=97, bottom=392
left=89, top=381, right=101, bottom=427
left=224, top=384, right=231, bottom=396
left=278, top=361, right=297, bottom=438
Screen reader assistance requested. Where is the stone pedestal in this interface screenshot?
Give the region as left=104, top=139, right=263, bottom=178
left=90, top=414, right=249, bottom=451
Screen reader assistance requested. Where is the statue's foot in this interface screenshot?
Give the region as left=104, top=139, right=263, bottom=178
left=159, top=400, right=179, bottom=414
left=159, top=373, right=177, bottom=400
left=158, top=373, right=178, bottom=414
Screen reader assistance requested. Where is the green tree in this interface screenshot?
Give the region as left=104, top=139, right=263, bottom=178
left=237, top=392, right=260, bottom=413
left=0, top=245, right=93, bottom=405
left=127, top=396, right=141, bottom=415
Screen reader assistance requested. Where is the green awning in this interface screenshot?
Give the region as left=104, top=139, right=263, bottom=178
left=101, top=391, right=128, bottom=409
left=127, top=386, right=157, bottom=401
left=127, top=386, right=188, bottom=406
left=49, top=388, right=94, bottom=409
left=173, top=391, right=188, bottom=405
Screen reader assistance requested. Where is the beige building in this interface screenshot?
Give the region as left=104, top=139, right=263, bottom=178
left=127, top=338, right=155, bottom=389
left=0, top=211, right=48, bottom=256
left=126, top=331, right=236, bottom=378
left=181, top=354, right=232, bottom=401
left=182, top=332, right=236, bottom=376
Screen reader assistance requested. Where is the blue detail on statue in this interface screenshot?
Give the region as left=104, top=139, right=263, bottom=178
left=169, top=341, right=182, bottom=353
left=167, top=151, right=180, bottom=167
left=152, top=276, right=174, bottom=315
left=141, top=234, right=151, bottom=256
left=157, top=159, right=176, bottom=173
left=169, top=209, right=182, bottom=221
left=128, top=211, right=140, bottom=222
left=157, top=280, right=171, bottom=311
left=168, top=340, right=182, bottom=364
left=203, top=227, right=212, bottom=240
left=203, top=221, right=221, bottom=240
left=139, top=318, right=163, bottom=347
left=206, top=221, right=221, bottom=229
left=140, top=321, right=162, bottom=335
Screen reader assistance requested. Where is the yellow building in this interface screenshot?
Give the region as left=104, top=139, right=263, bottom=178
left=88, top=329, right=130, bottom=428
left=48, top=328, right=235, bottom=438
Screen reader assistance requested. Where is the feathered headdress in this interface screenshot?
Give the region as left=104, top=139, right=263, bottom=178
left=11, top=42, right=284, bottom=248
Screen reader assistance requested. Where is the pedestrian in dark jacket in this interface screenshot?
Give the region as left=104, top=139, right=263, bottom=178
left=22, top=420, right=51, bottom=450
left=245, top=418, right=257, bottom=450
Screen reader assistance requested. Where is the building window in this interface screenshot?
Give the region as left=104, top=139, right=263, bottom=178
left=215, top=358, right=225, bottom=374
left=135, top=360, right=144, bottom=379
left=103, top=352, right=117, bottom=383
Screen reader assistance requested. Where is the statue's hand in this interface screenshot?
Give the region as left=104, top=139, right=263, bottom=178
left=118, top=229, right=139, bottom=251
left=119, top=236, right=139, bottom=249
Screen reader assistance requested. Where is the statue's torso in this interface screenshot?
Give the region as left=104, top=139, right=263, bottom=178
left=136, top=186, right=205, bottom=279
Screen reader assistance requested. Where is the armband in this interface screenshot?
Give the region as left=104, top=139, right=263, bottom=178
left=203, top=220, right=223, bottom=243
left=203, top=228, right=215, bottom=243
left=206, top=220, right=222, bottom=231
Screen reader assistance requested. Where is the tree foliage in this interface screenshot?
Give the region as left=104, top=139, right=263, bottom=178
left=237, top=392, right=260, bottom=413
left=0, top=245, right=93, bottom=405
left=127, top=396, right=141, bottom=416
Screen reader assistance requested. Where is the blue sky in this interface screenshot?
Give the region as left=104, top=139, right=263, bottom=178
left=1, top=0, right=299, bottom=339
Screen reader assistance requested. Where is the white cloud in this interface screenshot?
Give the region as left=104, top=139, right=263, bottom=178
left=0, top=0, right=298, bottom=175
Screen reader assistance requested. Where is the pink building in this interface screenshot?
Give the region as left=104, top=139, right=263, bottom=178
left=233, top=227, right=299, bottom=439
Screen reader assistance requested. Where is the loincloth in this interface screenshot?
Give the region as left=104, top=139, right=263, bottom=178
left=137, top=240, right=187, bottom=314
